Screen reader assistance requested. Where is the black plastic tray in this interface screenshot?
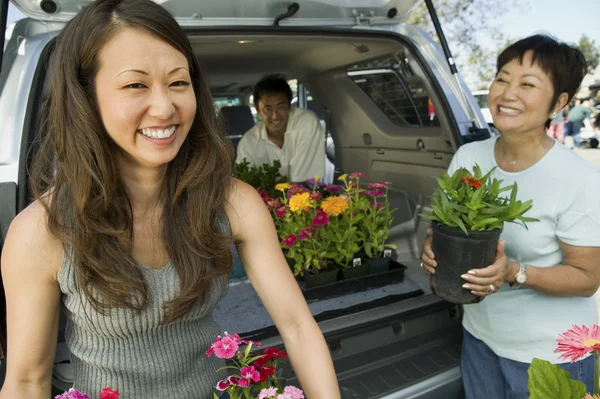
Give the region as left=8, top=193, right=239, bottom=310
left=300, top=260, right=408, bottom=303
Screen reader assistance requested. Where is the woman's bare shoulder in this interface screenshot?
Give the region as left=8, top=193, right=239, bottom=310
left=2, top=199, right=64, bottom=279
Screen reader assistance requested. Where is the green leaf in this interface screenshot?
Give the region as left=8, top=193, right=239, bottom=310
left=527, top=358, right=587, bottom=399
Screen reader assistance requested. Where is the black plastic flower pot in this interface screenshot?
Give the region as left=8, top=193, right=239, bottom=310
left=304, top=268, right=339, bottom=288
left=430, top=222, right=502, bottom=304
left=367, top=258, right=391, bottom=275
left=341, top=263, right=369, bottom=280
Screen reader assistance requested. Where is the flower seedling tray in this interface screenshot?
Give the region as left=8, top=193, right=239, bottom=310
left=301, top=260, right=408, bottom=303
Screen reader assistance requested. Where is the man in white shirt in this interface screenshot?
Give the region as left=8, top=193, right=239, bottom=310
left=235, top=75, right=326, bottom=183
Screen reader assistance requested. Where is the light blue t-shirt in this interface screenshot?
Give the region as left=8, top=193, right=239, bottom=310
left=448, top=137, right=600, bottom=363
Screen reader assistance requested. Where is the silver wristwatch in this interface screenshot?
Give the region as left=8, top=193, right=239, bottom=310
left=510, top=262, right=527, bottom=289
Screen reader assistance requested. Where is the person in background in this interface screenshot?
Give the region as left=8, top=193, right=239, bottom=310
left=568, top=100, right=592, bottom=148
left=235, top=75, right=326, bottom=183
left=546, top=103, right=566, bottom=143
left=0, top=0, right=340, bottom=397
left=421, top=35, right=600, bottom=399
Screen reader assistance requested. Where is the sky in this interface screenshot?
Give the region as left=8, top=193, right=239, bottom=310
left=497, top=0, right=600, bottom=45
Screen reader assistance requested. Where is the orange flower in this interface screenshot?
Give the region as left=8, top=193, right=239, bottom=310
left=461, top=175, right=482, bottom=189
left=288, top=193, right=313, bottom=213
left=320, top=196, right=349, bottom=217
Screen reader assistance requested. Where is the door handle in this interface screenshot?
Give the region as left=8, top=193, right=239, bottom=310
left=376, top=149, right=385, bottom=155
left=433, top=153, right=443, bottom=160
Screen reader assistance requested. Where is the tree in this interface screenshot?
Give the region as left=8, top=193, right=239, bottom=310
left=577, top=34, right=600, bottom=74
left=408, top=0, right=523, bottom=89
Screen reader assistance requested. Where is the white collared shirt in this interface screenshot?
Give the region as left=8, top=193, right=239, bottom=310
left=235, top=107, right=326, bottom=183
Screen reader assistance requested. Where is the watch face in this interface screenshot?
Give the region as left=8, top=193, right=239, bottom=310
left=516, top=273, right=527, bottom=284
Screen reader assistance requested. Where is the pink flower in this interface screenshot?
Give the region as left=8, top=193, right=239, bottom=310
left=212, top=335, right=239, bottom=359
left=368, top=183, right=386, bottom=189
left=240, top=366, right=262, bottom=382
left=309, top=191, right=323, bottom=201
left=275, top=205, right=289, bottom=218
left=98, top=388, right=120, bottom=399
left=227, top=375, right=249, bottom=387
left=555, top=324, right=600, bottom=362
left=349, top=172, right=365, bottom=179
left=312, top=211, right=330, bottom=227
left=298, top=227, right=316, bottom=241
left=259, top=387, right=279, bottom=399
left=216, top=380, right=230, bottom=391
left=266, top=197, right=282, bottom=210
left=282, top=234, right=297, bottom=247
left=367, top=190, right=385, bottom=197
left=283, top=386, right=305, bottom=399
left=55, top=389, right=91, bottom=399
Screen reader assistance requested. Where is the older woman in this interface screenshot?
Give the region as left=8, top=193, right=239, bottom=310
left=421, top=35, right=600, bottom=398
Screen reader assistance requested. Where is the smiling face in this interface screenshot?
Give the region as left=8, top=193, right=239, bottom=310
left=94, top=27, right=196, bottom=169
left=489, top=50, right=565, bottom=136
left=257, top=92, right=291, bottom=138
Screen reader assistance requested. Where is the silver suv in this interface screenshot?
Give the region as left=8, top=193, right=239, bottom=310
left=0, top=1, right=491, bottom=397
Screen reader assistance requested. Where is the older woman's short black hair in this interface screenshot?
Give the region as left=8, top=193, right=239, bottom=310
left=497, top=34, right=587, bottom=115
left=253, top=74, right=293, bottom=110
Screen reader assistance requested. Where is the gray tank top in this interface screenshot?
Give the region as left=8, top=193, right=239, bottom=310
left=57, top=215, right=231, bottom=398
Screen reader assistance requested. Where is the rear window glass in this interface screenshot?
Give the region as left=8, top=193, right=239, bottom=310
left=348, top=58, right=440, bottom=128
left=474, top=94, right=489, bottom=109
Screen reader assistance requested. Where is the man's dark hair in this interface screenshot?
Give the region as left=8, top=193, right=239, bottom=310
left=253, top=74, right=293, bottom=110
left=496, top=34, right=587, bottom=128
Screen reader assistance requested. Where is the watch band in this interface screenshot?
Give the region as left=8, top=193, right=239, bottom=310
left=510, top=262, right=527, bottom=288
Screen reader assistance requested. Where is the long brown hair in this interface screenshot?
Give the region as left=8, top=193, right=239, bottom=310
left=31, top=0, right=234, bottom=323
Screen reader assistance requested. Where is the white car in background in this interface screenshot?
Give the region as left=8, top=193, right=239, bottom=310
left=472, top=90, right=500, bottom=136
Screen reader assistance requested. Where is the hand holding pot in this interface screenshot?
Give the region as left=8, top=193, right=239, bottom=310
left=421, top=228, right=437, bottom=275
left=460, top=240, right=513, bottom=297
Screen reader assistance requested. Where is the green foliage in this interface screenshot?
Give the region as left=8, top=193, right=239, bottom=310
left=420, top=164, right=538, bottom=235
left=577, top=34, right=600, bottom=74
left=527, top=358, right=587, bottom=399
left=233, top=159, right=288, bottom=198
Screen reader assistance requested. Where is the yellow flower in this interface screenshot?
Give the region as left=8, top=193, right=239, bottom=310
left=321, top=196, right=349, bottom=217
left=289, top=192, right=313, bottom=213
left=338, top=173, right=348, bottom=182
left=314, top=175, right=320, bottom=182
left=275, top=183, right=291, bottom=192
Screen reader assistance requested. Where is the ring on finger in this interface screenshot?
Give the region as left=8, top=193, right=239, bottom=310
left=489, top=284, right=496, bottom=293
left=420, top=262, right=424, bottom=268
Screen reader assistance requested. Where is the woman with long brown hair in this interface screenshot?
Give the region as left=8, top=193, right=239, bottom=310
left=0, top=0, right=340, bottom=397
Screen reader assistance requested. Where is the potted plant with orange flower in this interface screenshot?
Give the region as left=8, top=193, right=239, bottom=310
left=272, top=179, right=341, bottom=287
left=420, top=164, right=538, bottom=304
left=318, top=174, right=366, bottom=279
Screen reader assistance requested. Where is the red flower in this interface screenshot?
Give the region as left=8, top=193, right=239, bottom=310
left=98, top=388, right=120, bottom=399
left=310, top=191, right=323, bottom=201
left=227, top=375, right=249, bottom=387
left=349, top=172, right=365, bottom=179
left=461, top=176, right=482, bottom=189
left=312, top=211, right=330, bottom=227
left=215, top=380, right=230, bottom=391
left=275, top=205, right=289, bottom=218
left=370, top=200, right=382, bottom=209
left=257, top=187, right=270, bottom=204
left=298, top=227, right=316, bottom=240
left=263, top=347, right=288, bottom=360
left=282, top=234, right=297, bottom=247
